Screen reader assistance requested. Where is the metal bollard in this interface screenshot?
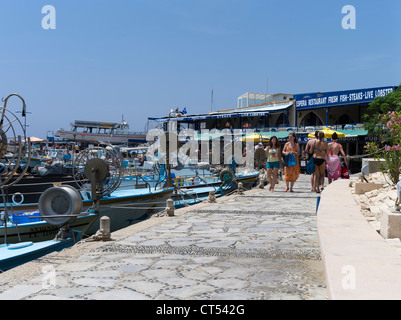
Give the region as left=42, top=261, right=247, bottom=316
left=166, top=199, right=175, bottom=216
left=238, top=182, right=244, bottom=194
left=92, top=216, right=111, bottom=241
left=208, top=190, right=216, bottom=203
left=100, top=216, right=110, bottom=235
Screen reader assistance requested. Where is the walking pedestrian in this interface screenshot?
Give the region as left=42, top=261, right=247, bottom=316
left=304, top=131, right=319, bottom=192
left=313, top=131, right=329, bottom=193
left=265, top=136, right=282, bottom=192
left=327, top=132, right=347, bottom=184
left=282, top=132, right=300, bottom=192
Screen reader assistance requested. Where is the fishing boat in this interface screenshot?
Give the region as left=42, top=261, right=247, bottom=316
left=4, top=148, right=78, bottom=204
left=0, top=230, right=82, bottom=272
left=0, top=94, right=88, bottom=272
left=0, top=211, right=97, bottom=244
left=0, top=186, right=175, bottom=236
left=172, top=170, right=260, bottom=201
left=3, top=173, right=78, bottom=205
left=82, top=186, right=175, bottom=234
left=55, top=120, right=147, bottom=144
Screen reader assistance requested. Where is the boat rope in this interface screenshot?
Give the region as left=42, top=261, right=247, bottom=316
left=109, top=205, right=168, bottom=210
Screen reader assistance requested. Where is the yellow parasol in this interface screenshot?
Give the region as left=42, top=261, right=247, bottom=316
left=241, top=132, right=270, bottom=142
left=308, top=127, right=346, bottom=139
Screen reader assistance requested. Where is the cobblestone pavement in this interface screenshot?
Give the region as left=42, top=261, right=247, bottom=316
left=0, top=174, right=327, bottom=300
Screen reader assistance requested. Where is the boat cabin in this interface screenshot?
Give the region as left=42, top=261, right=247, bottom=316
left=70, top=120, right=130, bottom=135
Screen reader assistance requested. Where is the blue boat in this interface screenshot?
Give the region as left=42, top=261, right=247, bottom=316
left=171, top=170, right=260, bottom=200
left=0, top=186, right=174, bottom=237
left=82, top=186, right=175, bottom=234
left=0, top=230, right=82, bottom=272
left=0, top=211, right=97, bottom=244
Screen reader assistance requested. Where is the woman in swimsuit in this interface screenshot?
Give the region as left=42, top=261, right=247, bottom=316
left=304, top=131, right=319, bottom=192
left=265, top=136, right=282, bottom=192
left=327, top=132, right=348, bottom=184
left=282, top=132, right=300, bottom=192
left=313, top=131, right=329, bottom=193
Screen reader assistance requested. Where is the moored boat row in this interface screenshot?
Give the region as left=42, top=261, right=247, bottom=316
left=0, top=109, right=263, bottom=272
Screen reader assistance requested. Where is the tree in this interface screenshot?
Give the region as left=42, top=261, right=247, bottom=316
left=363, top=86, right=401, bottom=185
left=364, top=85, right=401, bottom=136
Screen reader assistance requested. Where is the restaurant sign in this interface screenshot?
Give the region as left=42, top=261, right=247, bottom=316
left=294, top=86, right=397, bottom=110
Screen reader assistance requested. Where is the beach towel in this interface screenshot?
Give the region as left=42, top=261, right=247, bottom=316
left=327, top=154, right=341, bottom=180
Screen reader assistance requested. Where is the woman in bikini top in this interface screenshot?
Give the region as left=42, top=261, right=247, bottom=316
left=314, top=144, right=327, bottom=166
left=313, top=131, right=329, bottom=193
left=313, top=133, right=328, bottom=166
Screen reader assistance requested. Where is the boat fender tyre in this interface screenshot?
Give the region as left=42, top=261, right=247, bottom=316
left=12, top=192, right=24, bottom=205
left=39, top=185, right=83, bottom=226
left=219, top=169, right=234, bottom=184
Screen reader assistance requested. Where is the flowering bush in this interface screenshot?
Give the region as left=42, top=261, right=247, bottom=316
left=365, top=110, right=401, bottom=185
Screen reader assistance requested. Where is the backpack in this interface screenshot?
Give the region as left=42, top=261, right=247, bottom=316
left=341, top=163, right=350, bottom=179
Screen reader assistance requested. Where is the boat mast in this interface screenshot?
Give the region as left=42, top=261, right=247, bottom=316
left=211, top=89, right=214, bottom=112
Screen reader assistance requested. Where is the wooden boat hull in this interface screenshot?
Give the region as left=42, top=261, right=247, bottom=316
left=0, top=214, right=97, bottom=244
left=4, top=175, right=78, bottom=204
left=85, top=187, right=175, bottom=234
left=1, top=187, right=174, bottom=237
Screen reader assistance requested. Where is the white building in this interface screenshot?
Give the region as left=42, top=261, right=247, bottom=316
left=237, top=92, right=293, bottom=108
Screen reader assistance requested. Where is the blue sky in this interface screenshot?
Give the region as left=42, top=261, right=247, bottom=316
left=0, top=0, right=400, bottom=138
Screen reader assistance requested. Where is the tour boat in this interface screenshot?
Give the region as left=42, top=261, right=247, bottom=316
left=55, top=120, right=147, bottom=144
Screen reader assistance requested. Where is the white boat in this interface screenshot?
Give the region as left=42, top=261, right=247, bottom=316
left=55, top=120, right=147, bottom=144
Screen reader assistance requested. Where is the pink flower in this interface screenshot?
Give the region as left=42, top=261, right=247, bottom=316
left=386, top=146, right=391, bottom=151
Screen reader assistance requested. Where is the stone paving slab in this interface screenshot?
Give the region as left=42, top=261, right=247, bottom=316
left=0, top=174, right=327, bottom=300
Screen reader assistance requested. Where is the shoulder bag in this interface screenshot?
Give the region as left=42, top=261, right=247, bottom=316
left=306, top=141, right=316, bottom=174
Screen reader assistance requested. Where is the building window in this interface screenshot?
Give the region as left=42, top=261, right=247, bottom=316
left=299, top=112, right=323, bottom=126
left=336, top=114, right=354, bottom=125
left=275, top=113, right=288, bottom=127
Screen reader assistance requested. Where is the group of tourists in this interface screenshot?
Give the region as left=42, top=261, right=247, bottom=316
left=263, top=131, right=347, bottom=193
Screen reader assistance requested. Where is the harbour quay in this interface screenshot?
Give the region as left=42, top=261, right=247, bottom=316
left=0, top=174, right=327, bottom=300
